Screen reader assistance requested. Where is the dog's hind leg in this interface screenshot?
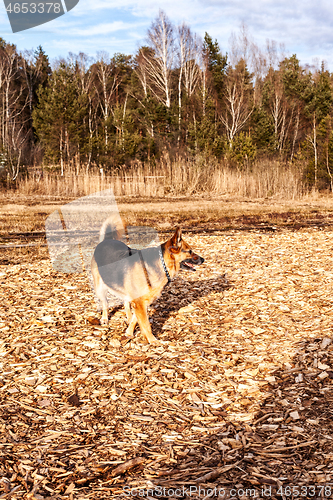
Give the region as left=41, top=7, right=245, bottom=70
left=124, top=301, right=132, bottom=324
left=92, top=258, right=109, bottom=325
left=132, top=299, right=158, bottom=344
left=95, top=281, right=109, bottom=325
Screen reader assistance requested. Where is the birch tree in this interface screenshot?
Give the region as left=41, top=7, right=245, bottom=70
left=177, top=24, right=201, bottom=132
left=93, top=52, right=120, bottom=149
left=262, top=68, right=289, bottom=152
left=135, top=47, right=152, bottom=99
left=0, top=42, right=30, bottom=179
left=220, top=59, right=254, bottom=145
left=139, top=10, right=175, bottom=108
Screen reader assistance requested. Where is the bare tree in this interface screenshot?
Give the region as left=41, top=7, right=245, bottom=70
left=6, top=114, right=29, bottom=180
left=68, top=51, right=93, bottom=94
left=132, top=47, right=157, bottom=138
left=0, top=45, right=29, bottom=179
left=265, top=39, right=286, bottom=70
left=139, top=10, right=175, bottom=108
left=218, top=24, right=257, bottom=145
left=21, top=51, right=36, bottom=118
left=258, top=41, right=290, bottom=153
left=220, top=60, right=254, bottom=145
left=197, top=46, right=209, bottom=118
left=324, top=117, right=333, bottom=193
left=229, top=22, right=252, bottom=69
left=264, top=67, right=288, bottom=152
left=93, top=52, right=120, bottom=148
left=135, top=47, right=152, bottom=99
left=177, top=25, right=203, bottom=148
left=307, top=112, right=318, bottom=188
left=178, top=24, right=201, bottom=96
left=177, top=23, right=201, bottom=130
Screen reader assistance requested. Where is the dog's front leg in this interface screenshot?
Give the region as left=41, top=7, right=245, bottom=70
left=133, top=300, right=158, bottom=344
left=92, top=261, right=109, bottom=325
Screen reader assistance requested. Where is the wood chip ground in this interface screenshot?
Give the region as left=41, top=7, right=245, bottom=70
left=1, top=228, right=333, bottom=499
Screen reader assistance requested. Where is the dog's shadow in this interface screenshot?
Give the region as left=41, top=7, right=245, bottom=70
left=104, top=274, right=230, bottom=340
left=148, top=274, right=230, bottom=338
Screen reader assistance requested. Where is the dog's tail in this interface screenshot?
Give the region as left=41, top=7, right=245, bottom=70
left=99, top=215, right=126, bottom=243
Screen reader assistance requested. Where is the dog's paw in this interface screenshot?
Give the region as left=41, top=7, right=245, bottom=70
left=147, top=336, right=160, bottom=345
left=125, top=327, right=135, bottom=337
left=121, top=335, right=133, bottom=346
left=100, top=318, right=109, bottom=326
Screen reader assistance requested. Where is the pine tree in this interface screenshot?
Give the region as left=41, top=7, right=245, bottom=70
left=33, top=63, right=87, bottom=174
left=280, top=55, right=309, bottom=159
left=203, top=33, right=227, bottom=102
left=20, top=46, right=51, bottom=161
left=303, top=65, right=333, bottom=188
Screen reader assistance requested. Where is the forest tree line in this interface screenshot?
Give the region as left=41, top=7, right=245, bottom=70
left=1, top=10, right=333, bottom=190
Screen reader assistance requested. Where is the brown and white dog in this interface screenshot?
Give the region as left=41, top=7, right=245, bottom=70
left=91, top=216, right=204, bottom=343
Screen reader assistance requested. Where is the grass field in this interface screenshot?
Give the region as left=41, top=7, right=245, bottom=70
left=1, top=191, right=333, bottom=265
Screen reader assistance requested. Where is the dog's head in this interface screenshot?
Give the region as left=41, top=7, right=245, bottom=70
left=167, top=227, right=204, bottom=272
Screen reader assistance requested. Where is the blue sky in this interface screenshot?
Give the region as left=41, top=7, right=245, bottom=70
left=1, top=0, right=333, bottom=70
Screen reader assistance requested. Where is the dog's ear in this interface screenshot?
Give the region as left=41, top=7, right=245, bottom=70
left=170, top=227, right=182, bottom=249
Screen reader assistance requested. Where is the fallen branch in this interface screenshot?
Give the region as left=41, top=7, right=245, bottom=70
left=194, top=462, right=240, bottom=483
left=110, top=457, right=146, bottom=477
left=262, top=440, right=317, bottom=453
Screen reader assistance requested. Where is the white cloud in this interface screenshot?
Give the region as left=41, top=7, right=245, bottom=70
left=69, top=20, right=146, bottom=36
left=1, top=0, right=333, bottom=68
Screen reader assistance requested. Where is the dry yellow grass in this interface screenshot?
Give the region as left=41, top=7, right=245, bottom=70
left=1, top=154, right=332, bottom=267
left=6, top=157, right=310, bottom=200
left=1, top=192, right=333, bottom=268
left=1, top=193, right=333, bottom=236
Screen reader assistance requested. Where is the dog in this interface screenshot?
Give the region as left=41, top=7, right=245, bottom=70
left=91, top=216, right=204, bottom=344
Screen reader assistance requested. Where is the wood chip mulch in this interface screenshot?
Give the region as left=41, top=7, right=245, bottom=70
left=1, top=228, right=333, bottom=499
